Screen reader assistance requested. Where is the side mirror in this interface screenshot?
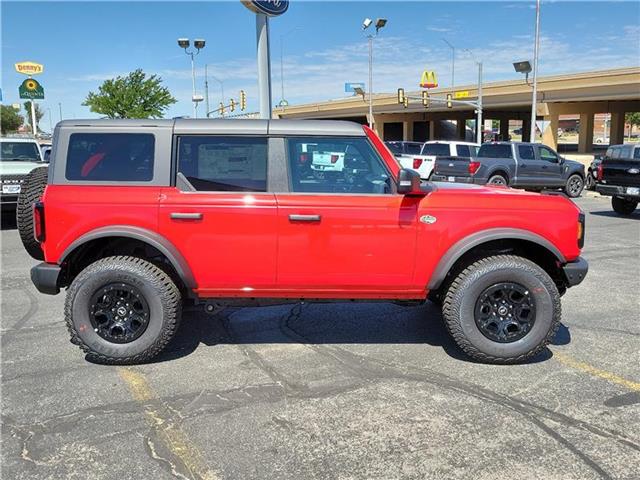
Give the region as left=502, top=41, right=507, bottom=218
left=397, top=168, right=424, bottom=195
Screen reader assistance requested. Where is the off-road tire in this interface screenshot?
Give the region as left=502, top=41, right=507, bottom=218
left=564, top=174, right=584, bottom=198
left=611, top=196, right=637, bottom=215
left=487, top=174, right=508, bottom=186
left=65, top=256, right=181, bottom=364
left=442, top=255, right=561, bottom=364
left=16, top=166, right=48, bottom=260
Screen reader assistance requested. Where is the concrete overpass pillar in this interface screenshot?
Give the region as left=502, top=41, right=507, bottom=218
left=610, top=111, right=625, bottom=145
left=370, top=114, right=384, bottom=139
left=456, top=120, right=466, bottom=140
left=542, top=107, right=559, bottom=150
left=403, top=121, right=414, bottom=141
left=522, top=118, right=531, bottom=143
left=499, top=119, right=510, bottom=141
left=429, top=121, right=436, bottom=140
left=578, top=113, right=594, bottom=153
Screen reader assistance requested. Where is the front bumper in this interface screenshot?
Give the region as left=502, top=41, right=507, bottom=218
left=31, top=262, right=61, bottom=295
left=562, top=256, right=588, bottom=287
left=596, top=184, right=640, bottom=199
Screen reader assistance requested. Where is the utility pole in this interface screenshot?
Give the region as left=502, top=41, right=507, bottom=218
left=58, top=102, right=63, bottom=122
left=204, top=64, right=210, bottom=118
left=256, top=13, right=273, bottom=119
left=442, top=38, right=455, bottom=88
left=477, top=61, right=483, bottom=144
left=530, top=0, right=541, bottom=142
left=368, top=35, right=373, bottom=128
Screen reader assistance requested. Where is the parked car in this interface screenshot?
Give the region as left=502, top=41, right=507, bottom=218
left=24, top=119, right=587, bottom=365
left=595, top=143, right=640, bottom=215
left=386, top=140, right=479, bottom=180
left=1, top=137, right=45, bottom=212
left=585, top=156, right=602, bottom=190
left=432, top=142, right=586, bottom=198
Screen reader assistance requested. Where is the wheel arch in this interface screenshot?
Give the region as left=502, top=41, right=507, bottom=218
left=427, top=228, right=566, bottom=291
left=59, top=226, right=196, bottom=291
left=487, top=168, right=510, bottom=183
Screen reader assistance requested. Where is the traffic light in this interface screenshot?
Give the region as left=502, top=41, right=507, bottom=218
left=446, top=93, right=453, bottom=109
left=240, top=90, right=246, bottom=110
left=397, top=88, right=405, bottom=105
left=422, top=90, right=430, bottom=108
left=230, top=99, right=236, bottom=112
left=219, top=102, right=225, bottom=115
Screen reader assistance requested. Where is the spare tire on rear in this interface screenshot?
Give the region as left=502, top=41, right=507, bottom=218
left=17, top=166, right=48, bottom=260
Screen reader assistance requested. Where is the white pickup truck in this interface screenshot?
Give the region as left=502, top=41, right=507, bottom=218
left=1, top=137, right=45, bottom=211
left=385, top=140, right=479, bottom=180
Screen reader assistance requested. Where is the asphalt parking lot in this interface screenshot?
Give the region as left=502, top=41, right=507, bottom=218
left=1, top=193, right=639, bottom=480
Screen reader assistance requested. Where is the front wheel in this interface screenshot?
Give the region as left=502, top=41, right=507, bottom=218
left=65, top=256, right=181, bottom=364
left=611, top=196, right=638, bottom=215
left=442, top=255, right=560, bottom=364
left=564, top=174, right=584, bottom=198
left=585, top=171, right=596, bottom=190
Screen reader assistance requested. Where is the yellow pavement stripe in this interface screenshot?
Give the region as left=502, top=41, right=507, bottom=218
left=554, top=352, right=640, bottom=392
left=118, top=367, right=219, bottom=480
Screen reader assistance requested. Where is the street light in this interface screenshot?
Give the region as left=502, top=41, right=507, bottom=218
left=362, top=17, right=387, bottom=129
left=463, top=49, right=484, bottom=144
left=530, top=0, right=541, bottom=143
left=204, top=65, right=224, bottom=117
left=278, top=26, right=302, bottom=109
left=442, top=38, right=456, bottom=88
left=177, top=37, right=205, bottom=118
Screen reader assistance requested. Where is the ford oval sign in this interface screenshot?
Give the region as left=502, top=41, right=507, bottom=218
left=241, top=0, right=289, bottom=16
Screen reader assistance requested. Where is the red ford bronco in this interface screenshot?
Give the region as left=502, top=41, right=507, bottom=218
left=24, top=119, right=587, bottom=364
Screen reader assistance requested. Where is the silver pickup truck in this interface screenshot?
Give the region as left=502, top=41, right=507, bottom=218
left=432, top=142, right=586, bottom=198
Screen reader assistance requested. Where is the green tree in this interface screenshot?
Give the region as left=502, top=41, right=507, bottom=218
left=626, top=112, right=640, bottom=140
left=1, top=105, right=24, bottom=134
left=23, top=101, right=45, bottom=133
left=83, top=69, right=177, bottom=119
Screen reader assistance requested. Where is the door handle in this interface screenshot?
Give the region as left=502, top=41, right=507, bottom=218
left=170, top=212, right=203, bottom=220
left=288, top=214, right=321, bottom=222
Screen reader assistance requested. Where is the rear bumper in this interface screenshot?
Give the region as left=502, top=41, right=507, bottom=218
left=596, top=184, right=640, bottom=199
left=431, top=175, right=482, bottom=184
left=30, top=262, right=61, bottom=295
left=562, top=256, right=588, bottom=287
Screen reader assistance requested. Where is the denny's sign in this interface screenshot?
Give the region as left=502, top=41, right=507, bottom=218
left=15, top=61, right=44, bottom=76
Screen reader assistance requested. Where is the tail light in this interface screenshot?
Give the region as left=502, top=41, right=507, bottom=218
left=413, top=158, right=423, bottom=169
left=330, top=154, right=339, bottom=164
left=33, top=201, right=45, bottom=243
left=597, top=163, right=603, bottom=181
left=468, top=161, right=481, bottom=175
left=578, top=212, right=585, bottom=248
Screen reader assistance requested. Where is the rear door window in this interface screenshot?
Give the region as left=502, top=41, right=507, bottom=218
left=518, top=145, right=535, bottom=160
left=455, top=145, right=471, bottom=157
left=177, top=136, right=267, bottom=192
left=65, top=133, right=155, bottom=181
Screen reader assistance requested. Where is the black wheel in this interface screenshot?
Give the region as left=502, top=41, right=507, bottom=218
left=564, top=174, right=584, bottom=198
left=65, top=256, right=181, bottom=364
left=487, top=174, right=508, bottom=186
left=16, top=166, right=48, bottom=260
left=442, top=255, right=560, bottom=364
left=611, top=196, right=638, bottom=215
left=585, top=171, right=596, bottom=190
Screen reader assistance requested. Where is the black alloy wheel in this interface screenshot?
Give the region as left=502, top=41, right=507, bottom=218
left=474, top=282, right=536, bottom=343
left=89, top=282, right=150, bottom=344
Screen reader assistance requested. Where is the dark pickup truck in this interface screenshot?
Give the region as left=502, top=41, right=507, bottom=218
left=432, top=142, right=586, bottom=198
left=596, top=144, right=640, bottom=215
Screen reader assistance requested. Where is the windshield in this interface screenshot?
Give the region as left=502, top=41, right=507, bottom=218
left=1, top=142, right=41, bottom=162
left=421, top=143, right=450, bottom=156
left=478, top=144, right=513, bottom=159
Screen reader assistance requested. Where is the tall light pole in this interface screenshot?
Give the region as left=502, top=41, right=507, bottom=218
left=178, top=38, right=205, bottom=118
left=205, top=65, right=224, bottom=117
left=278, top=26, right=301, bottom=108
left=58, top=102, right=63, bottom=122
left=47, top=108, right=53, bottom=132
left=529, top=0, right=541, bottom=142
left=463, top=49, right=483, bottom=144
left=362, top=17, right=387, bottom=129
left=442, top=38, right=455, bottom=88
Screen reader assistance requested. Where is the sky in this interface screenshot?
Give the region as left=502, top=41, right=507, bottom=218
left=2, top=0, right=639, bottom=128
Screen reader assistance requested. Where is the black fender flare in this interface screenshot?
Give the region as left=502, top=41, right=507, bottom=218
left=60, top=225, right=196, bottom=289
left=427, top=228, right=566, bottom=290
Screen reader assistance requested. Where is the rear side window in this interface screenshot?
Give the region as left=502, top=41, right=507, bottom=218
left=65, top=133, right=154, bottom=181
left=518, top=145, right=535, bottom=160
left=385, top=142, right=402, bottom=155
left=455, top=145, right=471, bottom=157
left=405, top=143, right=422, bottom=155
left=421, top=143, right=450, bottom=156
left=177, top=136, right=267, bottom=192
left=478, top=144, right=513, bottom=159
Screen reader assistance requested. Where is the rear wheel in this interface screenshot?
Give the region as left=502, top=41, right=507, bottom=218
left=585, top=171, right=596, bottom=190
left=16, top=166, right=48, bottom=260
left=65, top=256, right=181, bottom=364
left=611, top=196, right=638, bottom=215
left=564, top=174, right=584, bottom=198
left=487, top=174, right=508, bottom=186
left=442, top=255, right=560, bottom=364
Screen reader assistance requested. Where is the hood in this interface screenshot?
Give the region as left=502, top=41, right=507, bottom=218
left=564, top=159, right=584, bottom=171
left=0, top=161, right=46, bottom=176
left=432, top=181, right=544, bottom=198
